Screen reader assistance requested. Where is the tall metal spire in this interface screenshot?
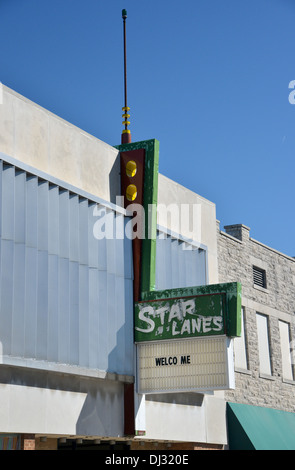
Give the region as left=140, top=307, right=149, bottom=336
left=121, top=9, right=131, bottom=144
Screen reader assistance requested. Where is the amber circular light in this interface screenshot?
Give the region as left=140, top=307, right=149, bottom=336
left=126, top=160, right=137, bottom=177
left=126, top=184, right=137, bottom=201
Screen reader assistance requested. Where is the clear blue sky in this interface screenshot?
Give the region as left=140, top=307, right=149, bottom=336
left=1, top=0, right=295, bottom=256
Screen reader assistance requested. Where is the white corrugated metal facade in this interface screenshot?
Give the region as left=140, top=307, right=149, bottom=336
left=156, top=228, right=207, bottom=290
left=0, top=154, right=134, bottom=377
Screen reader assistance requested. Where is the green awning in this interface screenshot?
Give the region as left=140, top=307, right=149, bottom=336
left=227, top=402, right=295, bottom=450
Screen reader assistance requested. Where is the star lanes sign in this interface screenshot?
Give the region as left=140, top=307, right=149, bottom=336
left=135, top=282, right=241, bottom=343
left=135, top=293, right=225, bottom=342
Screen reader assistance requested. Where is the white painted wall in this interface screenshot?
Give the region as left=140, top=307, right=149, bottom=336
left=0, top=85, right=120, bottom=203
left=0, top=368, right=125, bottom=437
left=141, top=393, right=227, bottom=444
left=157, top=174, right=218, bottom=284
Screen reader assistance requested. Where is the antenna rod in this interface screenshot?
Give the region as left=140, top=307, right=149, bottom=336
left=121, top=9, right=131, bottom=144
left=123, top=9, right=128, bottom=112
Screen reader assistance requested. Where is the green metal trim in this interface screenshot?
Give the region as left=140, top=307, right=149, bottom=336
left=226, top=281, right=242, bottom=337
left=115, top=139, right=159, bottom=296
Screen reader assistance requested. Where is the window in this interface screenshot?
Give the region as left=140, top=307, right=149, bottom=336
left=256, top=313, right=272, bottom=376
left=279, top=321, right=294, bottom=381
left=253, top=266, right=267, bottom=289
left=234, top=307, right=248, bottom=371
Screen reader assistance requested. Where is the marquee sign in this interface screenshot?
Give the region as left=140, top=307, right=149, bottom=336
left=135, top=282, right=241, bottom=394
left=137, top=336, right=235, bottom=394
left=135, top=282, right=241, bottom=343
left=116, top=136, right=242, bottom=431
left=135, top=293, right=225, bottom=342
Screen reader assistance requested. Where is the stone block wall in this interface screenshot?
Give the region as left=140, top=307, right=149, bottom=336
left=217, top=223, right=295, bottom=412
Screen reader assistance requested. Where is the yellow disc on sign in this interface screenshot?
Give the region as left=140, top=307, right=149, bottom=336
left=126, top=160, right=137, bottom=177
left=126, top=184, right=137, bottom=201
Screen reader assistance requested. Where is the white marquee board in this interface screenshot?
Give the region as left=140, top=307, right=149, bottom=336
left=137, top=336, right=235, bottom=394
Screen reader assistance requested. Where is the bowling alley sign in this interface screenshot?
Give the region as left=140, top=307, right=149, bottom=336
left=117, top=139, right=241, bottom=394
left=135, top=282, right=241, bottom=394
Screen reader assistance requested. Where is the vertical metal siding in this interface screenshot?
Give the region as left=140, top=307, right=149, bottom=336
left=156, top=230, right=207, bottom=290
left=0, top=158, right=134, bottom=376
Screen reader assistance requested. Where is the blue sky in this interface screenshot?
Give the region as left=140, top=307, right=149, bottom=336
left=1, top=0, right=295, bottom=257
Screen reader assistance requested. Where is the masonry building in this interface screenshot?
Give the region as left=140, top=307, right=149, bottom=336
left=217, top=222, right=295, bottom=449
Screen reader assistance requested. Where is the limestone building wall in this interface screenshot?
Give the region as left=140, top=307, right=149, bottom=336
left=217, top=223, right=295, bottom=411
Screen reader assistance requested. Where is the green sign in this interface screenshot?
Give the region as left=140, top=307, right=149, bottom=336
left=135, top=282, right=242, bottom=343
left=135, top=294, right=225, bottom=342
